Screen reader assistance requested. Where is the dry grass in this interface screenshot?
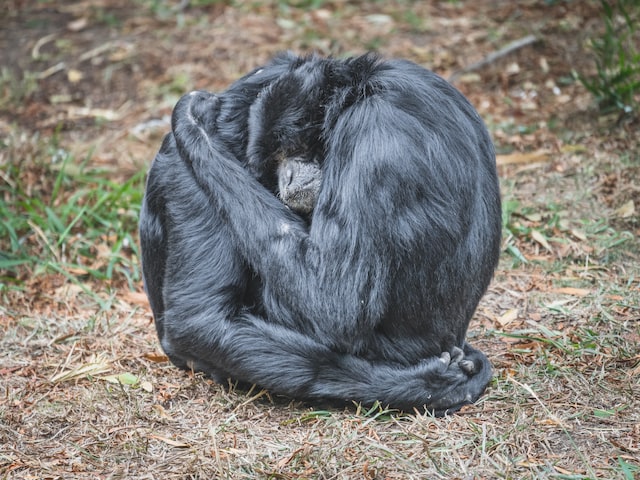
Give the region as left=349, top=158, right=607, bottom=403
left=1, top=1, right=639, bottom=479
left=2, top=265, right=639, bottom=479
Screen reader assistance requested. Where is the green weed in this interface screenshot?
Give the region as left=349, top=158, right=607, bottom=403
left=578, top=0, right=640, bottom=116
left=0, top=133, right=144, bottom=289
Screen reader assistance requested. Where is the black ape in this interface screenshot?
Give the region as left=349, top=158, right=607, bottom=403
left=139, top=53, right=501, bottom=415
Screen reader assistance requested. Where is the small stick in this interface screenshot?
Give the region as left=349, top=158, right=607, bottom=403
left=449, top=34, right=539, bottom=81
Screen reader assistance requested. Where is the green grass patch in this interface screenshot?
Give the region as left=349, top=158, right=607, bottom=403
left=0, top=133, right=144, bottom=290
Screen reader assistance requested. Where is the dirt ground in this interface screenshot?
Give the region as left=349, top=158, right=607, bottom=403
left=1, top=1, right=639, bottom=479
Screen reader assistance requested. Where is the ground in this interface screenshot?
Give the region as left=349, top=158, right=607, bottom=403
left=1, top=1, right=639, bottom=479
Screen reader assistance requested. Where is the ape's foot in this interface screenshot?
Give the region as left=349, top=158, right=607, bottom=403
left=439, top=346, right=477, bottom=376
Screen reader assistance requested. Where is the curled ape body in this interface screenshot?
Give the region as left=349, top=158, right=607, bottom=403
left=140, top=53, right=501, bottom=414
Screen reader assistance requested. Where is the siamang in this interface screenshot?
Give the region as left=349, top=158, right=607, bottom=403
left=139, top=53, right=501, bottom=415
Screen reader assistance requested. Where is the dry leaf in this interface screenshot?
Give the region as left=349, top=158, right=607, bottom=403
left=539, top=57, right=549, bottom=73
left=497, top=308, right=518, bottom=326
left=67, top=106, right=120, bottom=121
left=53, top=283, right=85, bottom=300
left=517, top=460, right=543, bottom=468
left=121, top=290, right=149, bottom=306
left=149, top=434, right=190, bottom=448
left=537, top=418, right=563, bottom=426
left=506, top=62, right=520, bottom=75
left=67, top=18, right=88, bottom=31
left=458, top=73, right=481, bottom=83
left=570, top=229, right=587, bottom=241
left=554, top=466, right=576, bottom=475
left=530, top=229, right=553, bottom=253
left=496, top=151, right=550, bottom=165
left=51, top=357, right=111, bottom=383
left=561, top=144, right=588, bottom=154
left=524, top=212, right=542, bottom=222
left=152, top=404, right=174, bottom=420
left=67, top=69, right=83, bottom=83
left=143, top=352, right=170, bottom=363
left=615, top=200, right=635, bottom=218
left=552, top=287, right=590, bottom=297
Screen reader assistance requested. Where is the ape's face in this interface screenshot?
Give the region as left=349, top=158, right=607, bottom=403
left=276, top=155, right=322, bottom=216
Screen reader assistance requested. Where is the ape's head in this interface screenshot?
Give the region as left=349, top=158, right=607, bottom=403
left=246, top=56, right=332, bottom=216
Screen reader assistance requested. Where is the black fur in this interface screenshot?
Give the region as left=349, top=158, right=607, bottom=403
left=139, top=53, right=501, bottom=415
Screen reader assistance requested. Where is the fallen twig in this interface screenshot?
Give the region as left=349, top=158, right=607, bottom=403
left=449, top=34, right=539, bottom=81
